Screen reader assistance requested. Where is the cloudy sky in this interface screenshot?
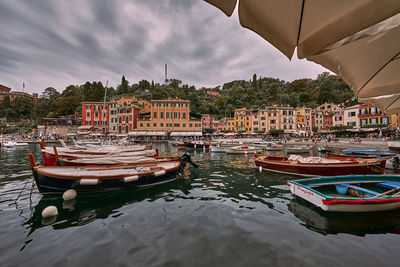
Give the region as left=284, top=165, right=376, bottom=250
left=0, top=0, right=327, bottom=95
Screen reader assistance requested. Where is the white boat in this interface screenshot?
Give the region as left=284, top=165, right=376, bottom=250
left=388, top=141, right=400, bottom=151
left=0, top=141, right=29, bottom=148
left=265, top=142, right=283, bottom=151
left=225, top=145, right=261, bottom=154
left=210, top=144, right=226, bottom=153
left=285, top=145, right=311, bottom=154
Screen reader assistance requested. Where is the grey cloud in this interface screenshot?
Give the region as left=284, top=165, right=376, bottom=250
left=0, top=0, right=327, bottom=94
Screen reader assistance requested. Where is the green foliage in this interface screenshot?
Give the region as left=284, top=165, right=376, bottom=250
left=269, top=129, right=284, bottom=135
left=312, top=126, right=318, bottom=132
left=362, top=124, right=389, bottom=128
left=329, top=125, right=353, bottom=131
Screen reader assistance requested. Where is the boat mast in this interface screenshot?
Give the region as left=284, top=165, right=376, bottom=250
left=102, top=81, right=108, bottom=135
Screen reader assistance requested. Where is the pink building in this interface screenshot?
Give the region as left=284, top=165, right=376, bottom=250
left=202, top=114, right=212, bottom=129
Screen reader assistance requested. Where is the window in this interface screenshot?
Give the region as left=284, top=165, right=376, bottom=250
left=154, top=112, right=157, bottom=118
left=167, top=103, right=172, bottom=107
left=182, top=103, right=187, bottom=107
left=183, top=113, right=186, bottom=119
left=153, top=123, right=157, bottom=127
left=126, top=117, right=128, bottom=123
left=140, top=123, right=143, bottom=127
left=125, top=126, right=128, bottom=133
left=119, top=117, right=122, bottom=123
left=152, top=103, right=158, bottom=107
left=147, top=123, right=150, bottom=127
left=160, top=112, right=164, bottom=118
left=175, top=103, right=180, bottom=107
left=183, top=123, right=186, bottom=127
left=166, top=112, right=170, bottom=119
left=174, top=123, right=180, bottom=127
left=189, top=123, right=193, bottom=127
left=160, top=123, right=164, bottom=127
left=348, top=111, right=356, bottom=117
left=86, top=112, right=90, bottom=117
left=167, top=123, right=172, bottom=127
left=270, top=119, right=276, bottom=124
left=382, top=117, right=388, bottom=124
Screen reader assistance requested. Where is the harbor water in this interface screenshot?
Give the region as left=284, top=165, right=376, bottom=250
left=1, top=143, right=400, bottom=266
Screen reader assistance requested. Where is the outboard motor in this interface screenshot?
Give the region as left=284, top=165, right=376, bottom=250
left=179, top=152, right=199, bottom=168
left=393, top=156, right=400, bottom=170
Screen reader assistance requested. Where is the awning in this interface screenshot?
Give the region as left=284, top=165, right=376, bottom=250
left=128, top=131, right=166, bottom=136
left=224, top=132, right=237, bottom=136
left=170, top=131, right=203, bottom=137
left=205, top=1, right=400, bottom=113
left=78, top=126, right=92, bottom=130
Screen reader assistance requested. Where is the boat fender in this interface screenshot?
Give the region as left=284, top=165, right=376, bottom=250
left=42, top=206, right=58, bottom=218
left=63, top=189, right=77, bottom=201
left=153, top=170, right=166, bottom=177
left=124, top=175, right=139, bottom=183
left=259, top=166, right=262, bottom=172
left=79, top=179, right=99, bottom=185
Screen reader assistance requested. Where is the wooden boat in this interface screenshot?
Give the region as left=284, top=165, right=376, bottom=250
left=28, top=153, right=198, bottom=194
left=344, top=148, right=395, bottom=157
left=288, top=175, right=400, bottom=212
left=285, top=145, right=311, bottom=154
left=40, top=141, right=153, bottom=166
left=326, top=152, right=378, bottom=159
left=225, top=145, right=261, bottom=154
left=255, top=155, right=386, bottom=176
left=184, top=141, right=210, bottom=149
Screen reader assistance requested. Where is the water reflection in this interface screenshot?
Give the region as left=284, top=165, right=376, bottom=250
left=288, top=198, right=400, bottom=236
left=23, top=179, right=189, bottom=234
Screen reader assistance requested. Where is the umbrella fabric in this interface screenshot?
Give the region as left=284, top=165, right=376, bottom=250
left=205, top=0, right=400, bottom=113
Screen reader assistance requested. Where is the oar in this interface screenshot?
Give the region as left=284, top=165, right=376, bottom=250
left=371, top=186, right=400, bottom=198
left=308, top=181, right=384, bottom=186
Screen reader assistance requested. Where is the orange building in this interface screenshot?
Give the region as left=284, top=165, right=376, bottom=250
left=0, top=84, right=37, bottom=102
left=135, top=98, right=202, bottom=134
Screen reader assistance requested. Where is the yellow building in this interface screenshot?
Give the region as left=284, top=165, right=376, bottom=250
left=267, top=107, right=279, bottom=131
left=296, top=107, right=312, bottom=134
left=391, top=114, right=400, bottom=130
left=136, top=98, right=202, bottom=134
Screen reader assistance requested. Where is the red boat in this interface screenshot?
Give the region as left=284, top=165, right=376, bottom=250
left=255, top=155, right=386, bottom=177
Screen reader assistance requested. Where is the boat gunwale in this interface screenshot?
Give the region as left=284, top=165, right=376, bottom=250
left=33, top=161, right=180, bottom=180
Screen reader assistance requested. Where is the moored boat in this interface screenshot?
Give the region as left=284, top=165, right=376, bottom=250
left=265, top=142, right=283, bottom=151
left=288, top=175, right=400, bottom=212
left=225, top=145, right=261, bottom=154
left=255, top=155, right=386, bottom=176
left=210, top=144, right=226, bottom=153
left=28, top=153, right=197, bottom=194
left=344, top=148, right=395, bottom=157
left=184, top=141, right=210, bottom=149
left=388, top=141, right=400, bottom=151
left=285, top=145, right=311, bottom=154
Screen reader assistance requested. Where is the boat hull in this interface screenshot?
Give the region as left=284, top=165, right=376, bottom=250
left=288, top=175, right=400, bottom=212
left=184, top=142, right=210, bottom=149
left=255, top=156, right=386, bottom=176
left=32, top=165, right=181, bottom=194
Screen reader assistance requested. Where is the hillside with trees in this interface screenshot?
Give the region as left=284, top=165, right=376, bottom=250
left=0, top=72, right=356, bottom=124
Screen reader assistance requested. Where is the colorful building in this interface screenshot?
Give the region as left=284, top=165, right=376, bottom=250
left=0, top=84, right=38, bottom=102
left=358, top=104, right=390, bottom=127
left=81, top=102, right=109, bottom=133
left=296, top=107, right=312, bottom=134
left=343, top=105, right=360, bottom=128
left=109, top=96, right=140, bottom=134
left=312, top=111, right=324, bottom=131
left=333, top=112, right=344, bottom=127
left=316, top=103, right=341, bottom=113
left=136, top=98, right=202, bottom=134
left=278, top=107, right=296, bottom=133
left=201, top=114, right=212, bottom=129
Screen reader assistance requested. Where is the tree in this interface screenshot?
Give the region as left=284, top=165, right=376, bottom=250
left=41, top=87, right=59, bottom=100
left=12, top=97, right=32, bottom=119
left=117, top=76, right=129, bottom=95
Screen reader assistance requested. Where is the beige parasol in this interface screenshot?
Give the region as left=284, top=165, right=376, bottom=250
left=205, top=0, right=400, bottom=113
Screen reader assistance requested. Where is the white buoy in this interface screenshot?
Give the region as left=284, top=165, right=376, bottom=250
left=259, top=166, right=262, bottom=172
left=63, top=189, right=77, bottom=201
left=42, top=206, right=58, bottom=218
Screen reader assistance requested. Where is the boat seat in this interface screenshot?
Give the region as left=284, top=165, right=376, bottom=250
left=376, top=182, right=400, bottom=190
left=342, top=185, right=379, bottom=196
